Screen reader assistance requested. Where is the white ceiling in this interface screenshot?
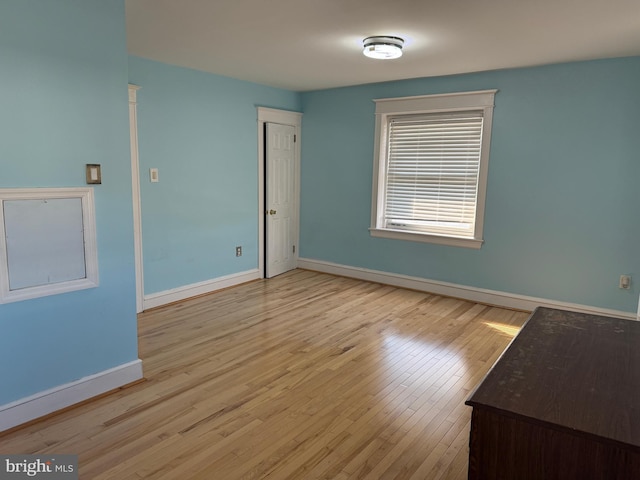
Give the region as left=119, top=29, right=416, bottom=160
left=125, top=0, right=640, bottom=92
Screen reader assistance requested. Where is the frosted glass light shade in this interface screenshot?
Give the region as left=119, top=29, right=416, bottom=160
left=363, top=36, right=404, bottom=59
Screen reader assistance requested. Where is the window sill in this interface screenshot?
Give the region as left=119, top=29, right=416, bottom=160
left=369, top=228, right=483, bottom=249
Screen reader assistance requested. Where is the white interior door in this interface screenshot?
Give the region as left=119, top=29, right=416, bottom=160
left=266, top=122, right=296, bottom=278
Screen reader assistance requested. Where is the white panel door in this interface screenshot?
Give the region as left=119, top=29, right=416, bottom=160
left=266, top=123, right=296, bottom=278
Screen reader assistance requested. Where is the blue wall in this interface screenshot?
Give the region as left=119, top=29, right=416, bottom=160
left=1, top=1, right=637, bottom=410
left=0, top=0, right=138, bottom=404
left=300, top=58, right=640, bottom=314
left=128, top=57, right=301, bottom=294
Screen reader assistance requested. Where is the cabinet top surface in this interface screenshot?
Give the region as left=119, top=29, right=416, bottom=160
left=466, top=307, right=640, bottom=448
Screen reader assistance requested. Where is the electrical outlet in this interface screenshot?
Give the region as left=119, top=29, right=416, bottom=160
left=235, top=246, right=242, bottom=257
left=619, top=274, right=631, bottom=290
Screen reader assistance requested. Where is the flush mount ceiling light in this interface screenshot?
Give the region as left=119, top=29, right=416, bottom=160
left=363, top=36, right=404, bottom=60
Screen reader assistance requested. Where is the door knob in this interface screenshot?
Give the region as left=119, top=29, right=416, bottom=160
left=269, top=209, right=277, bottom=215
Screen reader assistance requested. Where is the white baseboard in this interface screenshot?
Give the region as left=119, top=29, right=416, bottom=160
left=143, top=269, right=261, bottom=310
left=0, top=359, right=143, bottom=432
left=297, top=258, right=636, bottom=320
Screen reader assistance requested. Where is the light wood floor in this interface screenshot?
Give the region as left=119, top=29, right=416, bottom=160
left=0, top=270, right=529, bottom=479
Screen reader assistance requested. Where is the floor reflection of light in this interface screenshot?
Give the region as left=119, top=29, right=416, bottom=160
left=382, top=334, right=453, bottom=361
left=381, top=334, right=466, bottom=388
left=483, top=321, right=520, bottom=337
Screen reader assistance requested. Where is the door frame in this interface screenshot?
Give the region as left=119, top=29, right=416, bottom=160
left=257, top=107, right=302, bottom=279
left=129, top=84, right=144, bottom=313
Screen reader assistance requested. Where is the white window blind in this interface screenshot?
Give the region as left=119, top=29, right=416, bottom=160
left=384, top=111, right=484, bottom=238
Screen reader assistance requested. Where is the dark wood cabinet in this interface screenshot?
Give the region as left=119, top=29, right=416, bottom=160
left=466, top=307, right=640, bottom=479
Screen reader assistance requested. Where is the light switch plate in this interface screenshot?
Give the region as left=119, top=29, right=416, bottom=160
left=86, top=164, right=101, bottom=184
left=150, top=168, right=159, bottom=183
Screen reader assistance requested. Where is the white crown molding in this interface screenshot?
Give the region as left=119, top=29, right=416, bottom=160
left=297, top=258, right=637, bottom=321
left=0, top=359, right=143, bottom=432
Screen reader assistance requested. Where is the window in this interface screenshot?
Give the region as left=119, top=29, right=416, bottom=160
left=0, top=187, right=99, bottom=304
left=370, top=90, right=497, bottom=249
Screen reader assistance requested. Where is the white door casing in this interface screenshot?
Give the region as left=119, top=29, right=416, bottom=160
left=257, top=107, right=302, bottom=279
left=265, top=123, right=296, bottom=278
left=129, top=84, right=144, bottom=313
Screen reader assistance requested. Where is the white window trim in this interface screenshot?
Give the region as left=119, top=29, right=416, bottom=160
left=370, top=90, right=497, bottom=249
left=0, top=187, right=99, bottom=304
